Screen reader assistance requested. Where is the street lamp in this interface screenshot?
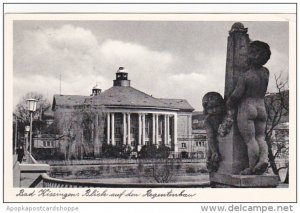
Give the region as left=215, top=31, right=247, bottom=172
left=26, top=98, right=37, bottom=155
left=25, top=125, right=30, bottom=155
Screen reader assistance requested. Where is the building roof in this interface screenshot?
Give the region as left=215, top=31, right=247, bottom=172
left=83, top=86, right=194, bottom=111
left=52, top=95, right=89, bottom=109
left=159, top=98, right=194, bottom=111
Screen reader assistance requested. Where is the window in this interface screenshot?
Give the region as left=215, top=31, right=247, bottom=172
left=182, top=143, right=186, bottom=148
left=131, top=127, right=136, bottom=134
left=115, top=116, right=122, bottom=125
left=47, top=141, right=50, bottom=146
left=196, top=142, right=199, bottom=146
left=159, top=120, right=163, bottom=135
left=43, top=141, right=46, bottom=147
left=115, top=127, right=121, bottom=134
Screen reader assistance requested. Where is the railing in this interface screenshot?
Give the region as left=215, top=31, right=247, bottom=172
left=37, top=173, right=210, bottom=188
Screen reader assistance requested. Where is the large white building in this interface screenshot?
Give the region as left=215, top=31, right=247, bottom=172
left=52, top=67, right=194, bottom=158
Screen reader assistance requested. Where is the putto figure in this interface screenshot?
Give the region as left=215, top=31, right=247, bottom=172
left=202, top=92, right=225, bottom=172
left=225, top=41, right=271, bottom=175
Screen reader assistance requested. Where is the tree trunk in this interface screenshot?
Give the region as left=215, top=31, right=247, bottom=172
left=266, top=138, right=279, bottom=175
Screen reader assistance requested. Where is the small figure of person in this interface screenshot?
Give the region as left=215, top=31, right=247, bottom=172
left=202, top=92, right=225, bottom=172
left=225, top=41, right=271, bottom=175
left=17, top=145, right=24, bottom=163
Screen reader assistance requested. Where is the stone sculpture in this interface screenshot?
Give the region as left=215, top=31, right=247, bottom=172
left=202, top=92, right=225, bottom=172
left=223, top=40, right=271, bottom=175
left=206, top=22, right=278, bottom=187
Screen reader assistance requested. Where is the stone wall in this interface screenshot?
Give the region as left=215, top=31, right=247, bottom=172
left=48, top=160, right=208, bottom=182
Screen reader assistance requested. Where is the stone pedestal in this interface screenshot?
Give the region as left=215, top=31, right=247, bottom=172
left=217, top=124, right=248, bottom=174
left=210, top=173, right=279, bottom=188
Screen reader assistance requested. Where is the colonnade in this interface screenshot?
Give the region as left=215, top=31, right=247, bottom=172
left=105, top=112, right=177, bottom=151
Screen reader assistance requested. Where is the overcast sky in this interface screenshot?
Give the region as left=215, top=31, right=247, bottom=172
left=13, top=21, right=289, bottom=111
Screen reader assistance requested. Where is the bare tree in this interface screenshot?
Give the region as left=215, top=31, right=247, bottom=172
left=53, top=105, right=106, bottom=159
left=264, top=73, right=289, bottom=177
left=13, top=92, right=51, bottom=150
left=150, top=159, right=176, bottom=183
left=14, top=92, right=51, bottom=124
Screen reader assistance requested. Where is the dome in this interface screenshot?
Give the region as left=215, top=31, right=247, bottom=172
left=117, top=67, right=127, bottom=73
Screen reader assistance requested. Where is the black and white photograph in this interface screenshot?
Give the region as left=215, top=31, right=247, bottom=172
left=3, top=4, right=296, bottom=203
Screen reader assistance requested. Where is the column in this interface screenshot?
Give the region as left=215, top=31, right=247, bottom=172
left=152, top=114, right=155, bottom=145
left=138, top=113, right=142, bottom=151
left=111, top=113, right=115, bottom=146
left=123, top=113, right=127, bottom=145
left=164, top=114, right=167, bottom=145
left=24, top=133, right=29, bottom=162
left=166, top=115, right=170, bottom=145
left=142, top=114, right=146, bottom=145
left=107, top=112, right=110, bottom=144
left=155, top=114, right=159, bottom=146
left=174, top=114, right=178, bottom=152
left=127, top=113, right=131, bottom=146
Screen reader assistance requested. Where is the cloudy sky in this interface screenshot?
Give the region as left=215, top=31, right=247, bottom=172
left=13, top=20, right=289, bottom=111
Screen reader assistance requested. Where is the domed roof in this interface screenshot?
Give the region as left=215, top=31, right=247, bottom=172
left=117, top=67, right=127, bottom=73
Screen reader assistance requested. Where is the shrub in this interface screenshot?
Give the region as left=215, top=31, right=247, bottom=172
left=199, top=167, right=208, bottom=173
left=102, top=144, right=120, bottom=158
left=156, top=145, right=171, bottom=158
left=102, top=144, right=132, bottom=159
left=139, top=145, right=171, bottom=159
left=139, top=145, right=157, bottom=158
left=186, top=166, right=197, bottom=173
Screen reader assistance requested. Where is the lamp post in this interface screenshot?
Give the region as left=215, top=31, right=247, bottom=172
left=26, top=98, right=37, bottom=156
left=24, top=125, right=30, bottom=157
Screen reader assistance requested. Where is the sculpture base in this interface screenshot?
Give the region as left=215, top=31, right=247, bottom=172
left=210, top=172, right=279, bottom=188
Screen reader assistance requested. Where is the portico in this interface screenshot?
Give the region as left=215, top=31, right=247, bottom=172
left=105, top=111, right=177, bottom=152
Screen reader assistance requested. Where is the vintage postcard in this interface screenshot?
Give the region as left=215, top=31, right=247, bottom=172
left=3, top=4, right=297, bottom=203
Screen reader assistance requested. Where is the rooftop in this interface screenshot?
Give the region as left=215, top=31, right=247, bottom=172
left=85, top=86, right=194, bottom=111
left=52, top=67, right=194, bottom=112
left=52, top=95, right=89, bottom=110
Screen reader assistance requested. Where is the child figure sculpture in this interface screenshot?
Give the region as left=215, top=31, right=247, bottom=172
left=225, top=41, right=271, bottom=175
left=202, top=92, right=225, bottom=172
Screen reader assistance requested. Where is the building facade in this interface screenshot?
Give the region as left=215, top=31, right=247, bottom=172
left=52, top=68, right=194, bottom=158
